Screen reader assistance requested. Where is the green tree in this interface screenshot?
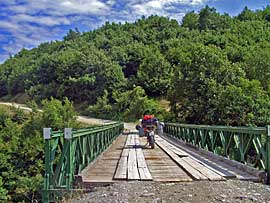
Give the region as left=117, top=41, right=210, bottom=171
left=86, top=90, right=113, bottom=119
left=63, top=28, right=81, bottom=41
left=182, top=11, right=199, bottom=30
left=218, top=79, right=270, bottom=126
left=41, top=97, right=78, bottom=129
left=198, top=6, right=232, bottom=30
left=113, top=86, right=165, bottom=121
left=244, top=45, right=270, bottom=91
left=170, top=44, right=244, bottom=124
left=237, top=6, right=258, bottom=21
left=137, top=50, right=172, bottom=96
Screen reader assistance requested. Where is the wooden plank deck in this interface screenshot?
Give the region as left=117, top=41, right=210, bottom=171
left=155, top=135, right=224, bottom=181
left=80, top=134, right=127, bottom=184
left=139, top=136, right=193, bottom=182
left=114, top=133, right=152, bottom=181
left=80, top=132, right=261, bottom=187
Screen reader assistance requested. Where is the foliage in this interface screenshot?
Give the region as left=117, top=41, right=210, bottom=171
left=0, top=98, right=79, bottom=202
left=217, top=79, right=270, bottom=126
left=0, top=176, right=8, bottom=202
left=41, top=97, right=78, bottom=130
left=244, top=44, right=270, bottom=91
left=86, top=90, right=113, bottom=119
left=137, top=50, right=172, bottom=96
left=86, top=86, right=167, bottom=122
left=182, top=11, right=199, bottom=30
left=112, top=86, right=164, bottom=121
left=1, top=6, right=270, bottom=126
left=170, top=44, right=243, bottom=124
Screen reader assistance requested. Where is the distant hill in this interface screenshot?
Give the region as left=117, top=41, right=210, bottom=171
left=1, top=6, right=270, bottom=125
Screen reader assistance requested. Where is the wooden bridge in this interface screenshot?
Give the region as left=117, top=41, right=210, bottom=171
left=80, top=130, right=261, bottom=184
left=42, top=122, right=270, bottom=202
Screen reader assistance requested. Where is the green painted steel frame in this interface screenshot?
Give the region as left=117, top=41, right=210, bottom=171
left=164, top=123, right=270, bottom=183
left=42, top=122, right=124, bottom=202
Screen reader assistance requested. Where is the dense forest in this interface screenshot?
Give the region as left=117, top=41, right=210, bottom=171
left=1, top=6, right=270, bottom=125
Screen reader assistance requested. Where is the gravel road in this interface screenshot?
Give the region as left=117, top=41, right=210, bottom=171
left=65, top=180, right=270, bottom=203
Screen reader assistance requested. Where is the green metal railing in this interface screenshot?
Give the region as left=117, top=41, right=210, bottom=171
left=164, top=123, right=270, bottom=183
left=42, top=122, right=124, bottom=202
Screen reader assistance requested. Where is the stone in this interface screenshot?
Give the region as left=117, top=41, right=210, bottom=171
left=152, top=198, right=161, bottom=203
left=140, top=193, right=156, bottom=197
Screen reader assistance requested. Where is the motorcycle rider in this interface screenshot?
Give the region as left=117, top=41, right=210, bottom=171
left=136, top=112, right=158, bottom=136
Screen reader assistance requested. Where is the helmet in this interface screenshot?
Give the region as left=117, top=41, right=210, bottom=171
left=143, top=115, right=154, bottom=120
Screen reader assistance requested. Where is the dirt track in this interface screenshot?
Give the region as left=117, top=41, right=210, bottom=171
left=0, top=102, right=135, bottom=129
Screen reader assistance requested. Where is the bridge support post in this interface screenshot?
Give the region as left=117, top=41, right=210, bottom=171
left=65, top=128, right=73, bottom=190
left=266, top=126, right=270, bottom=184
left=43, top=128, right=52, bottom=203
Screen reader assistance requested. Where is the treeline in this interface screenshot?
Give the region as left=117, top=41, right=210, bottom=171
left=0, top=98, right=79, bottom=202
left=1, top=6, right=270, bottom=125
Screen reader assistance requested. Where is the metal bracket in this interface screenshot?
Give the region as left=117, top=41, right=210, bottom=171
left=65, top=128, right=73, bottom=139
left=43, top=128, right=51, bottom=139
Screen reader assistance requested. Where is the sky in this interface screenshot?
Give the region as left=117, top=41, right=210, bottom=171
left=0, top=0, right=269, bottom=63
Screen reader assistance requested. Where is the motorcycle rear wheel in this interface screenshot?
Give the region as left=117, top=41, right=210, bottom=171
left=147, top=133, right=155, bottom=149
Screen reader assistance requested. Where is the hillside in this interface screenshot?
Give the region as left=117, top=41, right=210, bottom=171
left=1, top=6, right=270, bottom=125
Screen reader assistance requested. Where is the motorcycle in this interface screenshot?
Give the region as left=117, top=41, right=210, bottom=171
left=136, top=116, right=157, bottom=149
left=143, top=124, right=156, bottom=149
